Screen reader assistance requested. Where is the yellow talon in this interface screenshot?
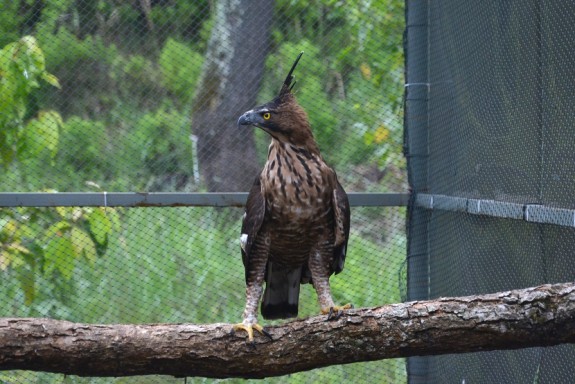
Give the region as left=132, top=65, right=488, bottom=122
left=321, top=303, right=352, bottom=320
left=321, top=303, right=352, bottom=315
left=232, top=323, right=271, bottom=343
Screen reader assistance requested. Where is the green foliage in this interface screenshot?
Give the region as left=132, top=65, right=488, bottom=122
left=159, top=38, right=204, bottom=104
left=0, top=205, right=119, bottom=305
left=40, top=28, right=117, bottom=70
left=120, top=105, right=195, bottom=191
left=1, top=0, right=405, bottom=190
left=57, top=117, right=109, bottom=181
left=0, top=36, right=62, bottom=165
left=4, top=108, right=197, bottom=193
left=23, top=110, right=64, bottom=163
left=0, top=2, right=23, bottom=47
left=150, top=0, right=211, bottom=43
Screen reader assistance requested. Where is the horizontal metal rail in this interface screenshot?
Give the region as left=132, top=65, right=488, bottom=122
left=0, top=192, right=410, bottom=208
left=416, top=193, right=575, bottom=228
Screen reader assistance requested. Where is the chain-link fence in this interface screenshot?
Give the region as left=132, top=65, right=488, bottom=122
left=406, top=1, right=575, bottom=383
left=0, top=0, right=406, bottom=382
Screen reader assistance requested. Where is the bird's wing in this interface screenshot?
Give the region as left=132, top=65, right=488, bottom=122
left=332, top=178, right=350, bottom=274
left=240, top=176, right=266, bottom=282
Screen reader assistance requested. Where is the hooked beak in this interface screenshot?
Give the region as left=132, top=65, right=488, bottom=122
left=237, top=110, right=260, bottom=128
left=238, top=111, right=254, bottom=127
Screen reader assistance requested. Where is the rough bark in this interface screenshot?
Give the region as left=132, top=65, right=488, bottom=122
left=1, top=282, right=575, bottom=379
left=191, top=0, right=273, bottom=192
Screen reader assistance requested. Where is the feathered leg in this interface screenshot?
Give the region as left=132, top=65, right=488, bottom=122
left=233, top=283, right=271, bottom=343
left=309, top=246, right=351, bottom=319
left=232, top=235, right=272, bottom=344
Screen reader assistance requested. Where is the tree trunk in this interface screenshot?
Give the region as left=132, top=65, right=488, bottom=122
left=1, top=282, right=575, bottom=379
left=191, top=0, right=273, bottom=192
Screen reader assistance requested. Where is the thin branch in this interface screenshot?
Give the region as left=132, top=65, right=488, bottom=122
left=1, top=282, right=574, bottom=379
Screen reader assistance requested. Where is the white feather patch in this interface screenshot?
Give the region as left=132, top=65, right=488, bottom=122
left=240, top=233, right=249, bottom=252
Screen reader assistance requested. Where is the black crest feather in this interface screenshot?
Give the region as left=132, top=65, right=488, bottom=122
left=278, top=51, right=304, bottom=98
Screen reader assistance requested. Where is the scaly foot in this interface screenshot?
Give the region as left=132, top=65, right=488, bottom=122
left=231, top=322, right=272, bottom=344
left=321, top=303, right=353, bottom=320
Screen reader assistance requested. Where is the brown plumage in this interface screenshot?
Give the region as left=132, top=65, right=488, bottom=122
left=234, top=52, right=351, bottom=342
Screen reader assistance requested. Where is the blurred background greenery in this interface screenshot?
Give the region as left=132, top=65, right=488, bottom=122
left=0, top=0, right=406, bottom=382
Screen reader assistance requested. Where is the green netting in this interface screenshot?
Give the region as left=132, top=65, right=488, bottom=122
left=406, top=1, right=575, bottom=383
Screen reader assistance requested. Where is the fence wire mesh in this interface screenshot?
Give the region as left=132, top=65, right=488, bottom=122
left=0, top=0, right=406, bottom=382
left=406, top=1, right=575, bottom=383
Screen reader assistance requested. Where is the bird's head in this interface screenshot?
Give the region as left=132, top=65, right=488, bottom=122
left=238, top=52, right=318, bottom=151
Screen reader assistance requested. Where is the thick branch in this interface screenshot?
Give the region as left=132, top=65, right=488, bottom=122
left=1, top=282, right=575, bottom=378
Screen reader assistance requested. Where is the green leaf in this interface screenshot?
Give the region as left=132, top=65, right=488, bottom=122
left=0, top=251, right=11, bottom=270
left=3, top=245, right=28, bottom=269
left=56, top=206, right=69, bottom=219
left=16, top=266, right=35, bottom=305
left=70, top=226, right=97, bottom=264
left=44, top=236, right=76, bottom=280
left=20, top=35, right=46, bottom=73
left=41, top=72, right=61, bottom=88
left=23, top=110, right=63, bottom=160
left=88, top=208, right=112, bottom=245
left=83, top=239, right=98, bottom=265
left=18, top=223, right=35, bottom=239
left=70, top=226, right=86, bottom=255
left=8, top=243, right=31, bottom=255
left=0, top=36, right=61, bottom=165
left=107, top=208, right=122, bottom=231
left=43, top=221, right=71, bottom=243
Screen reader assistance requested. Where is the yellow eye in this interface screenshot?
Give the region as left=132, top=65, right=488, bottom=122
left=263, top=112, right=271, bottom=120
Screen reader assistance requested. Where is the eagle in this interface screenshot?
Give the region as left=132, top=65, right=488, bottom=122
left=234, top=52, right=351, bottom=342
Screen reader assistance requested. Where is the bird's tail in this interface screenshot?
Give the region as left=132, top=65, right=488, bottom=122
left=261, top=262, right=301, bottom=320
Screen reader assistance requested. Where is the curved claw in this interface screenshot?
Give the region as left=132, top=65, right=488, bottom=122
left=321, top=303, right=353, bottom=321
left=261, top=327, right=273, bottom=340
left=231, top=322, right=272, bottom=344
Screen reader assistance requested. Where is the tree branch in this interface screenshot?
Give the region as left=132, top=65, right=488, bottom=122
left=2, top=282, right=575, bottom=379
